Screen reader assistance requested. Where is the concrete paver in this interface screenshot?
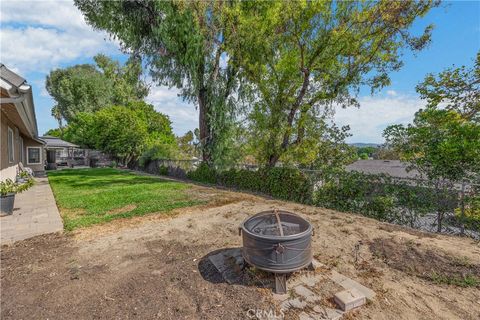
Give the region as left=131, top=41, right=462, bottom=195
left=334, top=288, right=366, bottom=311
left=1, top=177, right=63, bottom=244
left=330, top=270, right=376, bottom=299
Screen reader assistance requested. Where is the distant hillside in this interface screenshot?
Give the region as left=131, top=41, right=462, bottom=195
left=349, top=142, right=381, bottom=148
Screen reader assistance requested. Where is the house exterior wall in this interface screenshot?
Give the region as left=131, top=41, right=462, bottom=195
left=1, top=108, right=44, bottom=181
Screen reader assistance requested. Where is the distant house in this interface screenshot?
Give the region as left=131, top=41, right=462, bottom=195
left=0, top=64, right=45, bottom=181
left=345, top=160, right=420, bottom=179
left=40, top=135, right=80, bottom=168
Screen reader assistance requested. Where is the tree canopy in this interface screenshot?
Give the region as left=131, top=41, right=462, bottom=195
left=226, top=0, right=438, bottom=166
left=384, top=109, right=480, bottom=183
left=384, top=53, right=480, bottom=183
left=64, top=101, right=175, bottom=165
left=45, top=54, right=148, bottom=123
left=75, top=0, right=240, bottom=165
left=46, top=64, right=112, bottom=122
left=416, top=52, right=479, bottom=122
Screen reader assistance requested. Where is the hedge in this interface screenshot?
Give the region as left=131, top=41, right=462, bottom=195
left=313, top=169, right=457, bottom=226
left=187, top=163, right=313, bottom=203
left=140, top=161, right=476, bottom=234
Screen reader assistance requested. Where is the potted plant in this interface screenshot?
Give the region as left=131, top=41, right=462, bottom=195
left=16, top=170, right=30, bottom=183
left=1, top=179, right=18, bottom=215
left=1, top=177, right=35, bottom=215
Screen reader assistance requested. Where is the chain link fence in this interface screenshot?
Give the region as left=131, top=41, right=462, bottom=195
left=133, top=159, right=479, bottom=239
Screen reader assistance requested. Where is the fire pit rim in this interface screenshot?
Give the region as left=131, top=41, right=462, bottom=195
left=240, top=209, right=313, bottom=241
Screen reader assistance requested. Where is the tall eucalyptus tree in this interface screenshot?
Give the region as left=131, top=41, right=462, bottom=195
left=75, top=0, right=239, bottom=164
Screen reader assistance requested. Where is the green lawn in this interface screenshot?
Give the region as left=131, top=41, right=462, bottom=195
left=48, top=168, right=202, bottom=231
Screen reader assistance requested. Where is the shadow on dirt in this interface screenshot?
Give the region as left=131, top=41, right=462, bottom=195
left=198, top=247, right=275, bottom=289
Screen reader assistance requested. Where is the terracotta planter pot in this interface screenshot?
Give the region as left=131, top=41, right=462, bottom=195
left=0, top=193, right=15, bottom=215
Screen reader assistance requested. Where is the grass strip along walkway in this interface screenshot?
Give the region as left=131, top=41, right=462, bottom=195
left=48, top=168, right=202, bottom=231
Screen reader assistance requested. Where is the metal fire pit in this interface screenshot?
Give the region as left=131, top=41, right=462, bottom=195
left=240, top=209, right=313, bottom=294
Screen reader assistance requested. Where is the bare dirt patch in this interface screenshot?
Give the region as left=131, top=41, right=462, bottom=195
left=370, top=237, right=480, bottom=287
left=377, top=223, right=439, bottom=238
left=1, top=235, right=267, bottom=320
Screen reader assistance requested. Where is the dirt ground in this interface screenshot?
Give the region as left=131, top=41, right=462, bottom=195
left=1, top=183, right=480, bottom=320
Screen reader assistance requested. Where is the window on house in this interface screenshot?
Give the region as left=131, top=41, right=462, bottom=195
left=27, top=147, right=41, bottom=165
left=7, top=127, right=14, bottom=163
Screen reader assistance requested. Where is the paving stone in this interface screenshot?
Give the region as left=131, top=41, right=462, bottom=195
left=272, top=293, right=290, bottom=302
left=308, top=258, right=326, bottom=270
left=281, top=298, right=307, bottom=310
left=292, top=285, right=321, bottom=303
left=299, top=311, right=316, bottom=320
left=294, top=285, right=315, bottom=298
left=208, top=252, right=228, bottom=273
left=208, top=248, right=244, bottom=284
left=312, top=306, right=344, bottom=320
left=334, top=288, right=366, bottom=311
left=330, top=270, right=376, bottom=299
left=1, top=177, right=63, bottom=245
left=300, top=273, right=323, bottom=287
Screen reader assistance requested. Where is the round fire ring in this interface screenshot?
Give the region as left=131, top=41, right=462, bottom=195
left=240, top=209, right=313, bottom=275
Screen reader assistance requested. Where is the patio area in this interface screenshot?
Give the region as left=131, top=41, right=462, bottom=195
left=1, top=177, right=63, bottom=245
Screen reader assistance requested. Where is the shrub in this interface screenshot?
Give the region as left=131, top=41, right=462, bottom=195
left=188, top=165, right=313, bottom=203
left=263, top=167, right=312, bottom=203
left=158, top=165, right=169, bottom=176
left=455, top=195, right=480, bottom=231
left=217, top=168, right=265, bottom=192
left=313, top=170, right=438, bottom=224
left=186, top=162, right=217, bottom=184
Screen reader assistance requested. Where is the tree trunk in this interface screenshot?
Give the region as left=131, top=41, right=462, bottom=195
left=268, top=154, right=279, bottom=168
left=198, top=88, right=211, bottom=163
left=437, top=211, right=443, bottom=233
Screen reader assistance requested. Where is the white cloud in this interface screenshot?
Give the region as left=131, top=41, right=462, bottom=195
left=0, top=0, right=119, bottom=74
left=146, top=85, right=197, bottom=136
left=386, top=90, right=397, bottom=96
left=334, top=93, right=424, bottom=143
left=32, top=78, right=49, bottom=97
left=0, top=0, right=90, bottom=32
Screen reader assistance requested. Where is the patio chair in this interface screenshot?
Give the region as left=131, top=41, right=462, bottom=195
left=18, top=162, right=34, bottom=177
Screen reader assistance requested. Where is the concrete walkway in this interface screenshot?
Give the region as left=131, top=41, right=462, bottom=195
left=1, top=177, right=63, bottom=245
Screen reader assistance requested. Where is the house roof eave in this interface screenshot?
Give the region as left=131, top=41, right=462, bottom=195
left=0, top=64, right=39, bottom=139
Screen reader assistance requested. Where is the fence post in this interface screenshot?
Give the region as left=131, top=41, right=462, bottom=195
left=460, top=180, right=466, bottom=235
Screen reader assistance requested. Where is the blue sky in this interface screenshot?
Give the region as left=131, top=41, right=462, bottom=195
left=1, top=0, right=479, bottom=143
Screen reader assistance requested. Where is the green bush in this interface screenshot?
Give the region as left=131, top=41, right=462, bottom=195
left=313, top=170, right=437, bottom=224
left=158, top=165, right=169, bottom=176
left=170, top=162, right=471, bottom=231
left=187, top=165, right=313, bottom=203
left=263, top=167, right=312, bottom=203
left=218, top=169, right=265, bottom=192
left=455, top=195, right=480, bottom=231
left=186, top=162, right=217, bottom=184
